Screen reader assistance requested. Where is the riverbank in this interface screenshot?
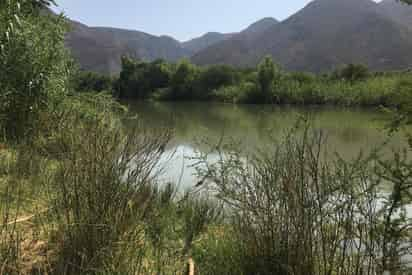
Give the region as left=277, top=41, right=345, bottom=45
left=75, top=58, right=412, bottom=108
left=2, top=111, right=411, bottom=274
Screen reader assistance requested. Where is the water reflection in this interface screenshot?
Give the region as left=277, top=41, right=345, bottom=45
left=124, top=101, right=407, bottom=187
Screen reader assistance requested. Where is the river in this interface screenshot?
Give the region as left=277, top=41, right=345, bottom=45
left=125, top=101, right=408, bottom=189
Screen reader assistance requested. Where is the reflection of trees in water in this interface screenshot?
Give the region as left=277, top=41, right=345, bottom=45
left=124, top=102, right=405, bottom=157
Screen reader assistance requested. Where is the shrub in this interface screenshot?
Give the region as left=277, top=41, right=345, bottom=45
left=0, top=1, right=71, bottom=140
left=45, top=96, right=172, bottom=274
left=196, top=121, right=412, bottom=275
left=213, top=82, right=260, bottom=104
left=73, top=71, right=115, bottom=93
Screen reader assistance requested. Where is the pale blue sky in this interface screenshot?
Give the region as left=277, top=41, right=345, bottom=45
left=52, top=0, right=314, bottom=42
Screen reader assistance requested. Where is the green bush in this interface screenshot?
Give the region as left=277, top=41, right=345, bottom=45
left=0, top=1, right=71, bottom=140
left=73, top=71, right=115, bottom=93
left=213, top=81, right=260, bottom=103
left=47, top=97, right=172, bottom=274
left=113, top=56, right=411, bottom=107
left=195, top=123, right=412, bottom=275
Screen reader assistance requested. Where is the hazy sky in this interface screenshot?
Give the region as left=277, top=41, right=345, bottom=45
left=52, top=0, right=315, bottom=41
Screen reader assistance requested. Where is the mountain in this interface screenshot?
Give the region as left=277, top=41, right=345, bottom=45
left=193, top=0, right=412, bottom=72
left=182, top=17, right=278, bottom=56
left=377, top=0, right=412, bottom=29
left=191, top=17, right=279, bottom=67
left=182, top=32, right=235, bottom=54
left=66, top=20, right=190, bottom=74
left=241, top=17, right=279, bottom=39
left=66, top=16, right=278, bottom=74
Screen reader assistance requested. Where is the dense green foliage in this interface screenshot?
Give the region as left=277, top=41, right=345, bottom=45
left=117, top=57, right=172, bottom=99
left=109, top=56, right=412, bottom=107
left=0, top=0, right=71, bottom=139
left=72, top=71, right=114, bottom=93
left=114, top=57, right=239, bottom=101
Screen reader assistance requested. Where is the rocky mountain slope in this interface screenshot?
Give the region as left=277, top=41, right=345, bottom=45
left=64, top=0, right=412, bottom=74
left=192, top=0, right=412, bottom=72
left=66, top=20, right=190, bottom=74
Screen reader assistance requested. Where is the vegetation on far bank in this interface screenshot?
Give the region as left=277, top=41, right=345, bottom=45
left=0, top=0, right=411, bottom=275
left=75, top=56, right=412, bottom=107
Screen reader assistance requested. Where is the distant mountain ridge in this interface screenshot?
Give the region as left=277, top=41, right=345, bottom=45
left=66, top=19, right=191, bottom=74
left=65, top=16, right=278, bottom=74
left=192, top=0, right=412, bottom=72
left=182, top=32, right=236, bottom=54
left=63, top=0, right=412, bottom=74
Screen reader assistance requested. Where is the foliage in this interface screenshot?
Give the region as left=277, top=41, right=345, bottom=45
left=400, top=0, right=412, bottom=5
left=116, top=57, right=172, bottom=99
left=167, top=59, right=199, bottom=100
left=257, top=55, right=282, bottom=103
left=195, top=123, right=412, bottom=275
left=72, top=71, right=115, bottom=94
left=332, top=63, right=370, bottom=82
left=213, top=81, right=260, bottom=103
left=113, top=56, right=411, bottom=108
left=194, top=65, right=238, bottom=100
left=0, top=0, right=71, bottom=140
left=48, top=99, right=172, bottom=273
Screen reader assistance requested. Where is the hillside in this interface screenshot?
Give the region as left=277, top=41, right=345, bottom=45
left=64, top=0, right=412, bottom=74
left=66, top=20, right=190, bottom=74
left=191, top=17, right=279, bottom=67
left=182, top=32, right=235, bottom=54
left=377, top=0, right=412, bottom=29
left=192, top=0, right=412, bottom=72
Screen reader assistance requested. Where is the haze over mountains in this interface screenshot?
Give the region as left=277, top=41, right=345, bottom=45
left=64, top=0, right=412, bottom=74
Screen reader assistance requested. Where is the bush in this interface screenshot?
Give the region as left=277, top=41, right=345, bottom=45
left=0, top=1, right=71, bottom=140
left=213, top=82, right=260, bottom=103
left=195, top=122, right=412, bottom=275
left=46, top=97, right=172, bottom=274
left=332, top=63, right=370, bottom=82
left=73, top=71, right=115, bottom=93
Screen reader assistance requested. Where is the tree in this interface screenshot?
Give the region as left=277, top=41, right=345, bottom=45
left=116, top=57, right=171, bottom=99
left=73, top=71, right=114, bottom=93
left=332, top=64, right=369, bottom=82
left=257, top=56, right=282, bottom=103
left=170, top=60, right=198, bottom=100
left=195, top=65, right=237, bottom=99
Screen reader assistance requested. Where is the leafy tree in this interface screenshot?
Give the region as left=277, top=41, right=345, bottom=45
left=289, top=72, right=317, bottom=84
left=195, top=65, right=237, bottom=99
left=73, top=71, right=114, bottom=93
left=257, top=56, right=282, bottom=102
left=117, top=57, right=171, bottom=99
left=169, top=59, right=198, bottom=100
left=117, top=57, right=145, bottom=98
left=145, top=59, right=172, bottom=91
left=332, top=64, right=369, bottom=82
